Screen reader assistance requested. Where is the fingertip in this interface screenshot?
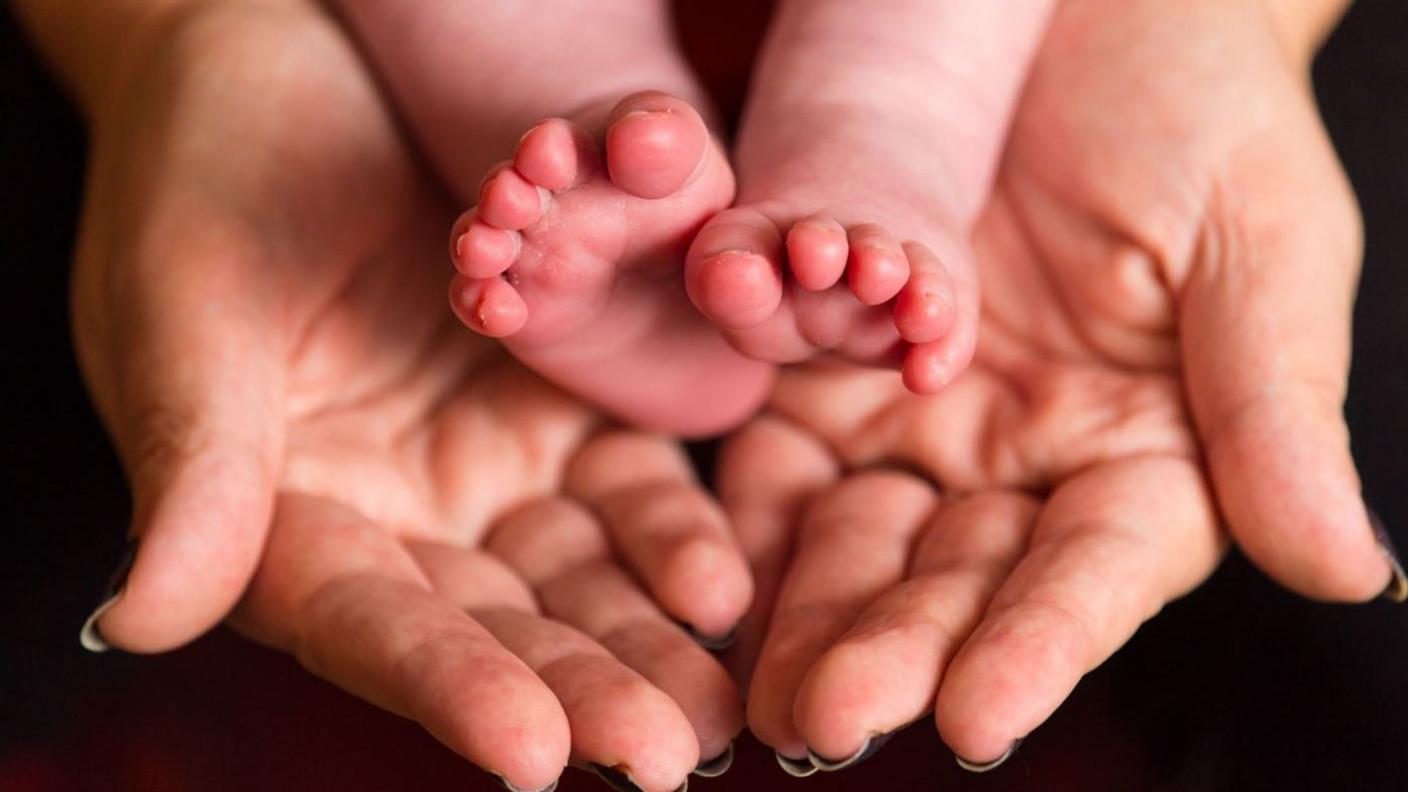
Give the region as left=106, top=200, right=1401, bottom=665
left=1209, top=397, right=1393, bottom=602
left=660, top=536, right=754, bottom=638
left=96, top=454, right=273, bottom=652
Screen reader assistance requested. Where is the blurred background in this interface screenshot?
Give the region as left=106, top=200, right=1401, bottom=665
left=3, top=2, right=1406, bottom=790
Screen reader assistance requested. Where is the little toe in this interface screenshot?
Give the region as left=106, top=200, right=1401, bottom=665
left=847, top=225, right=910, bottom=306
left=450, top=275, right=528, bottom=338
left=893, top=242, right=957, bottom=344
left=605, top=91, right=711, bottom=199
left=451, top=218, right=520, bottom=279
left=514, top=118, right=587, bottom=191
left=902, top=331, right=975, bottom=395
left=479, top=165, right=546, bottom=231
left=685, top=208, right=785, bottom=329
left=786, top=216, right=849, bottom=291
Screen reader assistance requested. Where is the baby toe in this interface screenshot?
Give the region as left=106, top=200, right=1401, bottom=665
left=479, top=165, right=546, bottom=230
left=605, top=91, right=710, bottom=199
left=847, top=225, right=910, bottom=306
left=893, top=242, right=957, bottom=344
left=514, top=118, right=586, bottom=191
left=786, top=215, right=849, bottom=291
left=450, top=274, right=529, bottom=338
left=685, top=208, right=785, bottom=329
left=451, top=216, right=521, bottom=279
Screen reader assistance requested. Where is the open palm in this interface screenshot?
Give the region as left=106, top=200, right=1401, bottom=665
left=76, top=5, right=749, bottom=789
left=724, top=0, right=1397, bottom=772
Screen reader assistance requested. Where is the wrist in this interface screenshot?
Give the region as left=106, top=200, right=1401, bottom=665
left=13, top=0, right=194, bottom=118
left=1260, top=0, right=1353, bottom=64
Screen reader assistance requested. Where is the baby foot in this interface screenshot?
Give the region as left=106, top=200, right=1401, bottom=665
left=685, top=206, right=975, bottom=394
left=448, top=91, right=773, bottom=436
left=675, top=0, right=1047, bottom=396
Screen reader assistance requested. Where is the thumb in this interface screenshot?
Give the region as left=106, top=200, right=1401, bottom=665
left=1181, top=111, right=1401, bottom=603
left=76, top=220, right=285, bottom=653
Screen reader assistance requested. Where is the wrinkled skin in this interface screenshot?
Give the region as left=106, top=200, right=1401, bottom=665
left=71, top=4, right=751, bottom=790
left=720, top=0, right=1391, bottom=770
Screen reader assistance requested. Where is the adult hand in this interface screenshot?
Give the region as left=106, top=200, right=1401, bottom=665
left=37, top=3, right=749, bottom=788
left=719, top=0, right=1401, bottom=773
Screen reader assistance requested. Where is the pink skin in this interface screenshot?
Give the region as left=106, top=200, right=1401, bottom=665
left=448, top=91, right=774, bottom=436
left=687, top=0, right=1055, bottom=394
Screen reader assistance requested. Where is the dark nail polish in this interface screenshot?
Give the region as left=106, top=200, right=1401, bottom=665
left=775, top=752, right=817, bottom=778
left=686, top=621, right=741, bottom=651
left=807, top=728, right=898, bottom=772
left=79, top=540, right=138, bottom=653
left=1369, top=509, right=1407, bottom=603
left=590, top=763, right=685, bottom=792
left=589, top=763, right=641, bottom=792
left=693, top=743, right=734, bottom=777
left=492, top=773, right=558, bottom=792
left=955, top=738, right=1022, bottom=773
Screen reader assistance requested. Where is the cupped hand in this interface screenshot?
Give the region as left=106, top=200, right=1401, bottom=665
left=719, top=0, right=1400, bottom=773
left=68, top=4, right=749, bottom=789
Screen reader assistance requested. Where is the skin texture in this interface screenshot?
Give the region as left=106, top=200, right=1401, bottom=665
left=723, top=0, right=1393, bottom=770
left=334, top=0, right=775, bottom=436
left=19, top=0, right=1383, bottom=784
left=445, top=91, right=775, bottom=436
left=686, top=0, right=1055, bottom=394
left=43, top=3, right=752, bottom=789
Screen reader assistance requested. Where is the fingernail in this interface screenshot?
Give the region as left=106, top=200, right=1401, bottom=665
left=590, top=763, right=687, bottom=792
left=775, top=752, right=817, bottom=778
left=693, top=743, right=734, bottom=778
left=1369, top=509, right=1407, bottom=603
left=685, top=621, right=740, bottom=651
left=79, top=540, right=138, bottom=653
left=494, top=775, right=558, bottom=792
left=955, top=738, right=1022, bottom=773
left=807, top=727, right=899, bottom=772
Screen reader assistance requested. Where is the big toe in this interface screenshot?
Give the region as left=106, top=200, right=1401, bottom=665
left=685, top=208, right=785, bottom=329
left=605, top=91, right=711, bottom=199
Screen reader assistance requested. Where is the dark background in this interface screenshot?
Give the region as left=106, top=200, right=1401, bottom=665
left=3, top=2, right=1406, bottom=790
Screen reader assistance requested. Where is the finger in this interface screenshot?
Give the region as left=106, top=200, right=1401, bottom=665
left=792, top=491, right=1037, bottom=765
left=411, top=535, right=702, bottom=790
left=232, top=492, right=568, bottom=791
left=566, top=431, right=753, bottom=640
left=715, top=415, right=840, bottom=686
left=474, top=608, right=700, bottom=792
left=488, top=498, right=741, bottom=771
left=935, top=456, right=1225, bottom=767
left=404, top=539, right=538, bottom=615
left=746, top=471, right=937, bottom=762
left=74, top=223, right=282, bottom=653
left=1181, top=112, right=1396, bottom=601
